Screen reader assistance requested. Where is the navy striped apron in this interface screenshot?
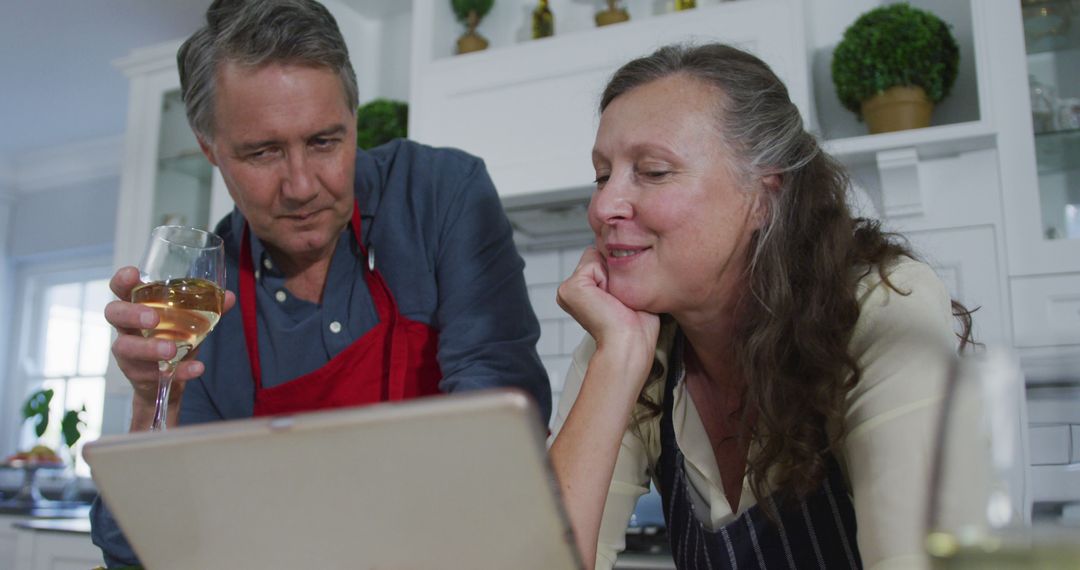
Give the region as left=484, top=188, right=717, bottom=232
left=656, top=334, right=863, bottom=569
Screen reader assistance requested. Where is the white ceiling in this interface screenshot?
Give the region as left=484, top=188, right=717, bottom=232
left=0, top=0, right=213, bottom=166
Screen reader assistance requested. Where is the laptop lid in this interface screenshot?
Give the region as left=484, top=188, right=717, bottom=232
left=84, top=390, right=581, bottom=570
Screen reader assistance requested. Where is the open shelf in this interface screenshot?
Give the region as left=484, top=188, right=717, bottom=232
left=427, top=0, right=755, bottom=63
left=823, top=120, right=996, bottom=166
left=808, top=0, right=985, bottom=142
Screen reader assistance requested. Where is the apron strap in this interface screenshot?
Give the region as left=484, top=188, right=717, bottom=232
left=239, top=202, right=407, bottom=399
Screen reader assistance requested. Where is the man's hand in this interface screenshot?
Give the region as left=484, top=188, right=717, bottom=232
left=104, top=266, right=236, bottom=430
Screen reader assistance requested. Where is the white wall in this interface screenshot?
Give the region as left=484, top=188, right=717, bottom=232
left=518, top=242, right=590, bottom=423
left=7, top=179, right=118, bottom=258
left=0, top=183, right=16, bottom=434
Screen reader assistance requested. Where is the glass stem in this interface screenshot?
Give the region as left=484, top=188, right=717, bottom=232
left=151, top=360, right=176, bottom=431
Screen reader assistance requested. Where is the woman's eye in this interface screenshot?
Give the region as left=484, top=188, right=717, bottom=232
left=593, top=174, right=610, bottom=188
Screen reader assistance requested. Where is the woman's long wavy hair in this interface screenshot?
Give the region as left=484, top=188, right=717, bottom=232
left=601, top=44, right=975, bottom=505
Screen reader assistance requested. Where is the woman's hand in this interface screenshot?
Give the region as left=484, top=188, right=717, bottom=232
left=551, top=246, right=661, bottom=569
left=105, top=266, right=236, bottom=431
left=557, top=246, right=660, bottom=358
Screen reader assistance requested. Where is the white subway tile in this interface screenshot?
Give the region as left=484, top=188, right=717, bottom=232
left=543, top=355, right=574, bottom=393
left=1072, top=425, right=1080, bottom=463
left=537, top=319, right=563, bottom=356
left=1030, top=424, right=1071, bottom=465
left=561, top=319, right=588, bottom=355
left=521, top=249, right=561, bottom=285
left=528, top=284, right=562, bottom=320
left=559, top=244, right=589, bottom=280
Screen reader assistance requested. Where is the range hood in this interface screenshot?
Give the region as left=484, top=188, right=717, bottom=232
left=502, top=187, right=593, bottom=251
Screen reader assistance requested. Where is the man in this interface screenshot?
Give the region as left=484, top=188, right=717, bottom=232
left=91, top=0, right=550, bottom=565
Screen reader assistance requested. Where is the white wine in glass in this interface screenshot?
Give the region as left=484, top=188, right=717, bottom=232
left=925, top=349, right=1080, bottom=569
left=133, top=226, right=225, bottom=431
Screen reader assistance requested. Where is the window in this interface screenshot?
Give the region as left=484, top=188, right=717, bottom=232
left=7, top=260, right=112, bottom=476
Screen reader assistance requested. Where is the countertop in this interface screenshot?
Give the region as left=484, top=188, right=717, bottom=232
left=13, top=516, right=91, bottom=535
left=0, top=502, right=90, bottom=519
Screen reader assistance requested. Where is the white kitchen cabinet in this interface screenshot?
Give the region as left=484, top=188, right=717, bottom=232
left=13, top=524, right=101, bottom=570
left=111, top=41, right=228, bottom=274
left=1, top=515, right=100, bottom=570
left=993, top=0, right=1080, bottom=277
left=1, top=515, right=20, bottom=569
left=987, top=1, right=1080, bottom=363
left=409, top=0, right=810, bottom=199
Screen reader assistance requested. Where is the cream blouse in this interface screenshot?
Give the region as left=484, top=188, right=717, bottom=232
left=550, top=259, right=957, bottom=570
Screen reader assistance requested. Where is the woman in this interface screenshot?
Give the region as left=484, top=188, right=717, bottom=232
left=549, top=43, right=973, bottom=570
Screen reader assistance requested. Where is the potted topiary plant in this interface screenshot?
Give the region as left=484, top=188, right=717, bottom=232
left=831, top=3, right=959, bottom=134
left=356, top=99, right=408, bottom=150
left=452, top=0, right=495, bottom=54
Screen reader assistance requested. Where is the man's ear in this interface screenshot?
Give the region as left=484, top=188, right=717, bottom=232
left=197, top=135, right=219, bottom=167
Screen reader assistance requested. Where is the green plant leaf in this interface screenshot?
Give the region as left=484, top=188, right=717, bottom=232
left=450, top=0, right=495, bottom=23
left=62, top=406, right=87, bottom=448
left=22, top=389, right=53, bottom=438
left=356, top=99, right=409, bottom=150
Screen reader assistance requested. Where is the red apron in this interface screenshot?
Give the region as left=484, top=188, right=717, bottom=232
left=239, top=204, right=442, bottom=416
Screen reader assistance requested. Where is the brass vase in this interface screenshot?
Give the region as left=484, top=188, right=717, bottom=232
left=596, top=0, right=629, bottom=27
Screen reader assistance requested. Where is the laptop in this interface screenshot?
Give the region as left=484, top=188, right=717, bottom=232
left=84, top=390, right=581, bottom=570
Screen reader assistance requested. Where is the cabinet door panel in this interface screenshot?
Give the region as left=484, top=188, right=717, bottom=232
left=1011, top=273, right=1080, bottom=348
left=905, top=226, right=1009, bottom=347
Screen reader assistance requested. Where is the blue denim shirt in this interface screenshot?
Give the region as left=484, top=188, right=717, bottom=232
left=90, top=140, right=550, bottom=567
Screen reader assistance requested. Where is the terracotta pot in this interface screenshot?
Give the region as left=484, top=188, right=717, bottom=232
left=860, top=86, right=933, bottom=134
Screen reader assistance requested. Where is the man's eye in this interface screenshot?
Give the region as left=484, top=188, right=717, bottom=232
left=312, top=137, right=338, bottom=149
left=643, top=171, right=670, bottom=179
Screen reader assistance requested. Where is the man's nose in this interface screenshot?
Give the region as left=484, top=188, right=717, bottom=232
left=281, top=151, right=317, bottom=204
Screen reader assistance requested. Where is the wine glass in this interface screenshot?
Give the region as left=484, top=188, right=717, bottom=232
left=925, top=348, right=1080, bottom=568
left=133, top=225, right=225, bottom=431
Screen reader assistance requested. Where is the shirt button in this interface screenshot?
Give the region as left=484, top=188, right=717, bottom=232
left=263, top=258, right=273, bottom=270
left=254, top=269, right=261, bottom=280
left=329, top=321, right=342, bottom=334
left=275, top=290, right=287, bottom=303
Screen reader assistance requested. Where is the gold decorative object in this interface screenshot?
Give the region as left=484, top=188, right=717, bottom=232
left=675, top=0, right=696, bottom=10
left=596, top=0, right=630, bottom=27
left=532, top=0, right=554, bottom=39
left=452, top=0, right=495, bottom=55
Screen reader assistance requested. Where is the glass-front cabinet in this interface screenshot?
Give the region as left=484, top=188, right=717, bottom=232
left=1024, top=0, right=1080, bottom=241
left=996, top=0, right=1080, bottom=277
left=153, top=90, right=213, bottom=231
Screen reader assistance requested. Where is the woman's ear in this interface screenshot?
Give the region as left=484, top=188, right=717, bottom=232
left=751, top=174, right=781, bottom=229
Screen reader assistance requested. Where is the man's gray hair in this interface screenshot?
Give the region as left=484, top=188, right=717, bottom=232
left=178, top=0, right=359, bottom=139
